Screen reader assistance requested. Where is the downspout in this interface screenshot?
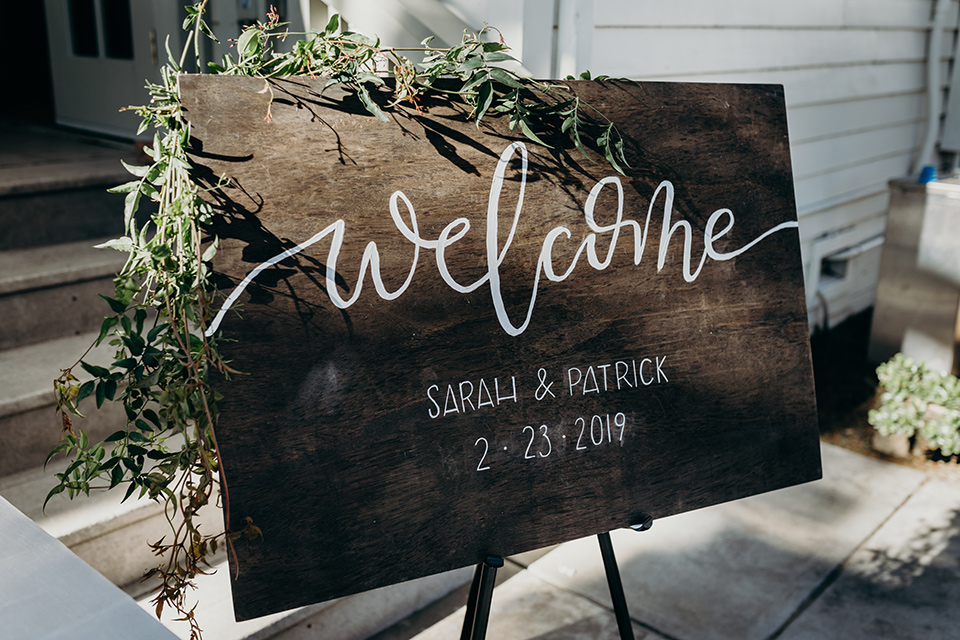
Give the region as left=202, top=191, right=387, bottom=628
left=916, top=0, right=953, bottom=181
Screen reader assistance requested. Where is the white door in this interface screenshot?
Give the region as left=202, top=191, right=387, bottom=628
left=43, top=0, right=180, bottom=138
left=43, top=0, right=318, bottom=138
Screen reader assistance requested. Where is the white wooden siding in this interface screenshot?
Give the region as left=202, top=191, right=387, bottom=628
left=585, top=0, right=959, bottom=327
left=595, top=0, right=958, bottom=29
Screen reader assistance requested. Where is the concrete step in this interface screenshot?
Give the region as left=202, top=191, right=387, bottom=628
left=0, top=238, right=127, bottom=350
left=0, top=121, right=137, bottom=250
left=0, top=331, right=126, bottom=476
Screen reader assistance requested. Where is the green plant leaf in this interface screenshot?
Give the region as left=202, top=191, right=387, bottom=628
left=488, top=68, right=524, bottom=89
left=324, top=12, right=340, bottom=35
left=484, top=52, right=515, bottom=63
left=516, top=117, right=552, bottom=148
left=356, top=85, right=390, bottom=122
left=475, top=81, right=495, bottom=125
left=79, top=361, right=110, bottom=378
left=108, top=181, right=141, bottom=194
left=45, top=442, right=72, bottom=468
left=76, top=380, right=96, bottom=404
left=237, top=29, right=261, bottom=59
left=43, top=484, right=65, bottom=512
left=109, top=464, right=125, bottom=489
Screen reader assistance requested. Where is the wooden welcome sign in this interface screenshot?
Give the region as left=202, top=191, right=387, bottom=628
left=180, top=75, right=821, bottom=620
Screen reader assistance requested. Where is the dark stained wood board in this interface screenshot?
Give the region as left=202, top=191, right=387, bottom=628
left=180, top=75, right=821, bottom=621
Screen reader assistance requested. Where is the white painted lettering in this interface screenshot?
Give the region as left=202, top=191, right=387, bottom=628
left=427, top=384, right=441, bottom=418
left=206, top=142, right=799, bottom=338
left=639, top=358, right=654, bottom=385
left=568, top=367, right=582, bottom=396
left=656, top=356, right=669, bottom=383
left=477, top=378, right=495, bottom=408
left=495, top=376, right=518, bottom=404
left=459, top=380, right=476, bottom=411
left=615, top=361, right=632, bottom=389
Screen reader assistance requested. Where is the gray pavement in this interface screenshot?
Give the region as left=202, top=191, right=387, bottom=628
left=388, top=442, right=959, bottom=640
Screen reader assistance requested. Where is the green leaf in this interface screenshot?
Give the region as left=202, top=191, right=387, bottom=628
left=95, top=381, right=106, bottom=409
left=123, top=190, right=142, bottom=229
left=96, top=237, right=134, bottom=253
left=201, top=238, right=218, bottom=263
left=123, top=334, right=145, bottom=357
left=108, top=181, right=141, bottom=194
left=147, top=323, right=169, bottom=343
left=109, top=464, right=125, bottom=489
left=76, top=380, right=96, bottom=404
left=143, top=408, right=161, bottom=428
left=105, top=430, right=127, bottom=443
left=324, top=12, right=340, bottom=35
left=475, top=81, right=495, bottom=125
left=457, top=56, right=484, bottom=73
left=43, top=484, right=65, bottom=512
left=517, top=117, right=552, bottom=148
left=94, top=316, right=120, bottom=346
left=65, top=459, right=84, bottom=477
left=122, top=481, right=138, bottom=503
left=99, top=294, right=127, bottom=314
left=356, top=71, right=385, bottom=86
left=120, top=159, right=150, bottom=178
left=488, top=68, right=524, bottom=89
left=237, top=29, right=260, bottom=59
left=45, top=442, right=72, bottom=468
left=80, top=361, right=110, bottom=378
left=356, top=85, right=390, bottom=122
left=484, top=52, right=516, bottom=63
left=113, top=357, right=138, bottom=370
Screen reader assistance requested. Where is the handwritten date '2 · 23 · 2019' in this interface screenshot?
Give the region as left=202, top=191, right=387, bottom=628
left=474, top=412, right=631, bottom=472
left=206, top=141, right=798, bottom=338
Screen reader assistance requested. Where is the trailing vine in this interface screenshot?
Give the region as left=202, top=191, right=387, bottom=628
left=50, top=3, right=630, bottom=638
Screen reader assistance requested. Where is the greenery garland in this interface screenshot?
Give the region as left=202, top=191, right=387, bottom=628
left=50, top=3, right=630, bottom=637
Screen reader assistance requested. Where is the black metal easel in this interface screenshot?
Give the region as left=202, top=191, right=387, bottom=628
left=460, top=514, right=654, bottom=640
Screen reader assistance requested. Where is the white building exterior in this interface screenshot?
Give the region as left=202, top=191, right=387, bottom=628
left=44, top=0, right=960, bottom=330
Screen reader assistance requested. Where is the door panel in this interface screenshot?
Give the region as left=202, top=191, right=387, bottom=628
left=45, top=0, right=162, bottom=137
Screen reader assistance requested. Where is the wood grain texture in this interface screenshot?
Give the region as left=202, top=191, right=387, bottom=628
left=180, top=75, right=821, bottom=621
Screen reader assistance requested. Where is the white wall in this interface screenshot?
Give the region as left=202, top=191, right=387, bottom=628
left=586, top=0, right=960, bottom=329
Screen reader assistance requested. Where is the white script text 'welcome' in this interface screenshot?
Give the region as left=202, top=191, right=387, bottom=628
left=206, top=142, right=797, bottom=337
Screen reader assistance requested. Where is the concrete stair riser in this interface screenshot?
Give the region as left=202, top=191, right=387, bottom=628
left=0, top=331, right=129, bottom=476
left=0, top=188, right=125, bottom=250
left=0, top=275, right=119, bottom=351
left=0, top=399, right=126, bottom=476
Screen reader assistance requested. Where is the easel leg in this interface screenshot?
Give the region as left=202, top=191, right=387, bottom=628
left=598, top=532, right=635, bottom=640
left=460, top=555, right=503, bottom=640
